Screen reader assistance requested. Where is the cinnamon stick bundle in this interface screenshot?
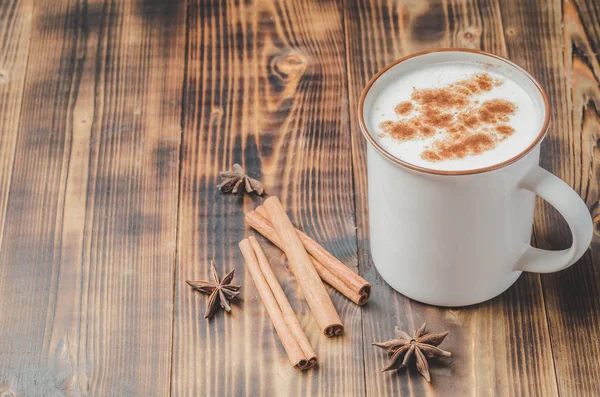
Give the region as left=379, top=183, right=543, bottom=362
left=245, top=207, right=371, bottom=305
left=263, top=197, right=344, bottom=337
left=239, top=238, right=317, bottom=370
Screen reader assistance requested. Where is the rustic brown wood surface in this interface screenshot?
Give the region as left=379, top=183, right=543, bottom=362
left=0, top=0, right=598, bottom=396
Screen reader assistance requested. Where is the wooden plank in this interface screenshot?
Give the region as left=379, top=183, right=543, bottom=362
left=172, top=0, right=364, bottom=395
left=0, top=0, right=185, bottom=395
left=0, top=0, right=33, bottom=283
left=527, top=0, right=600, bottom=395
left=344, top=0, right=558, bottom=395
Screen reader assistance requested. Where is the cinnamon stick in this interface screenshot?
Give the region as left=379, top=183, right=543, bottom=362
left=239, top=239, right=316, bottom=370
left=256, top=206, right=371, bottom=303
left=263, top=197, right=344, bottom=337
left=246, top=207, right=371, bottom=305
left=246, top=210, right=362, bottom=304
left=248, top=236, right=317, bottom=368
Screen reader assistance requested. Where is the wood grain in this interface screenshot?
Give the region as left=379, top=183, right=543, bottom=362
left=0, top=0, right=599, bottom=395
left=0, top=0, right=33, bottom=296
left=172, top=0, right=364, bottom=395
left=532, top=0, right=600, bottom=395
left=344, top=0, right=558, bottom=395
left=0, top=1, right=34, bottom=395
left=0, top=0, right=185, bottom=395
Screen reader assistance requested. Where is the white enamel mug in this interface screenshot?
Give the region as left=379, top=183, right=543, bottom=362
left=359, top=49, right=594, bottom=306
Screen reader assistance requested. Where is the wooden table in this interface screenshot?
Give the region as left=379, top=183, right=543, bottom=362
left=1, top=0, right=599, bottom=395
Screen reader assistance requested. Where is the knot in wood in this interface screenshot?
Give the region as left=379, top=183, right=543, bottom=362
left=456, top=28, right=480, bottom=49
left=209, top=107, right=223, bottom=126
left=271, top=51, right=308, bottom=81
left=461, top=28, right=479, bottom=41
left=0, top=71, right=8, bottom=84
left=1, top=391, right=15, bottom=397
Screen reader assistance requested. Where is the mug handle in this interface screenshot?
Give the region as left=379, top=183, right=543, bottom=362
left=515, top=166, right=593, bottom=273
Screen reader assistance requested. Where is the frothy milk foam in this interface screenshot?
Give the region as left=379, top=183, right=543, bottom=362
left=367, top=60, right=544, bottom=171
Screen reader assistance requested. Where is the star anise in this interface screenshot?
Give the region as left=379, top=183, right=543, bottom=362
left=373, top=323, right=451, bottom=382
left=217, top=163, right=265, bottom=195
left=186, top=261, right=241, bottom=319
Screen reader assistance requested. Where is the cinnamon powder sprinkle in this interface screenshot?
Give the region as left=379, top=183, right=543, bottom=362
left=411, top=88, right=469, bottom=109
left=394, top=101, right=414, bottom=115
left=380, top=120, right=418, bottom=141
left=379, top=72, right=517, bottom=161
left=458, top=112, right=481, bottom=129
left=421, top=107, right=454, bottom=129
left=478, top=99, right=516, bottom=123
left=420, top=124, right=435, bottom=137
left=422, top=133, right=495, bottom=161
left=496, top=124, right=514, bottom=136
